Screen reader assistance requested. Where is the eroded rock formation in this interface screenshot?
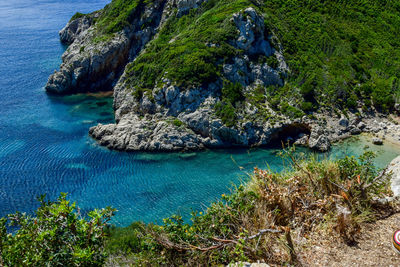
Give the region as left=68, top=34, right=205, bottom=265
left=47, top=2, right=335, bottom=152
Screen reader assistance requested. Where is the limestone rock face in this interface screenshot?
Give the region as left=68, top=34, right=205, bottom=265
left=308, top=126, right=331, bottom=152
left=46, top=0, right=166, bottom=94
left=233, top=8, right=271, bottom=56
left=89, top=114, right=205, bottom=151
left=48, top=0, right=398, bottom=153
left=338, top=116, right=349, bottom=128
left=46, top=33, right=132, bottom=94
left=223, top=8, right=286, bottom=88
left=59, top=15, right=95, bottom=45
left=88, top=6, right=292, bottom=152
left=388, top=156, right=400, bottom=197
left=294, top=134, right=309, bottom=146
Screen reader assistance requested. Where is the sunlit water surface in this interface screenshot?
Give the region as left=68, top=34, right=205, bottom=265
left=0, top=0, right=399, bottom=226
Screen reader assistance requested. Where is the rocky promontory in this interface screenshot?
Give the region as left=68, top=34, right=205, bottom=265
left=46, top=0, right=400, bottom=152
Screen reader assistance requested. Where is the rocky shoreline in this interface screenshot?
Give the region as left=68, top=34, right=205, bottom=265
left=87, top=103, right=400, bottom=153
left=46, top=0, right=400, bottom=153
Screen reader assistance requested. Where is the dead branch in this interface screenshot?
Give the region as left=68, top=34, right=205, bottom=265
left=328, top=180, right=349, bottom=192
left=154, top=227, right=284, bottom=253
left=363, top=167, right=389, bottom=190
left=284, top=227, right=298, bottom=265
left=284, top=147, right=317, bottom=189
left=244, top=228, right=283, bottom=240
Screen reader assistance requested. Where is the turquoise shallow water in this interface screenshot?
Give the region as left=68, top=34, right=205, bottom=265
left=0, top=0, right=399, bottom=226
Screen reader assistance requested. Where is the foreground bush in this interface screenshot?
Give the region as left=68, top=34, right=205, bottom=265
left=106, top=149, right=396, bottom=266
left=0, top=193, right=115, bottom=267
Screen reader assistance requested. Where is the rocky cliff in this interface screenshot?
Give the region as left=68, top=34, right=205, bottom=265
left=88, top=5, right=301, bottom=152
left=46, top=0, right=400, bottom=152
left=46, top=0, right=169, bottom=94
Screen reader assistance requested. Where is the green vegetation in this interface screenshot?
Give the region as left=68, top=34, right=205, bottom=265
left=6, top=1, right=400, bottom=264
left=261, top=0, right=400, bottom=112
left=75, top=0, right=400, bottom=124
left=125, top=0, right=249, bottom=92
left=0, top=193, right=115, bottom=267
left=70, top=12, right=86, bottom=22
left=118, top=0, right=400, bottom=119
left=215, top=81, right=245, bottom=126
left=94, top=0, right=155, bottom=35
left=172, top=118, right=183, bottom=127
left=105, top=149, right=394, bottom=265
left=0, top=151, right=394, bottom=266
left=215, top=101, right=236, bottom=127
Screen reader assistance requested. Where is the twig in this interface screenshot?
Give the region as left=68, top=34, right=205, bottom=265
left=244, top=228, right=283, bottom=240
left=284, top=147, right=317, bottom=189
left=284, top=227, right=298, bottom=265
left=154, top=227, right=284, bottom=253
left=363, top=167, right=389, bottom=189
left=328, top=180, right=348, bottom=192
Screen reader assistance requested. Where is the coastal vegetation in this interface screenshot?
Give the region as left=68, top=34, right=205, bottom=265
left=70, top=12, right=86, bottom=22
left=120, top=0, right=400, bottom=116
left=94, top=0, right=152, bottom=35
left=125, top=0, right=245, bottom=91
left=262, top=0, right=400, bottom=114
left=0, top=194, right=115, bottom=266
left=103, top=149, right=396, bottom=265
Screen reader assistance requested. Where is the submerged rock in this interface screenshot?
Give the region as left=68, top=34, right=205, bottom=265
left=372, top=137, right=383, bottom=145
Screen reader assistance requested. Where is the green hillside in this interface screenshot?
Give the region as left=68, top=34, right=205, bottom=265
left=92, top=0, right=400, bottom=115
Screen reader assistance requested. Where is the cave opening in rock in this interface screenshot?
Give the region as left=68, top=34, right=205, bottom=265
left=267, top=123, right=311, bottom=148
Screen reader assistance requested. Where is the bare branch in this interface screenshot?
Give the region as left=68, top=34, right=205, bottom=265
left=363, top=167, right=389, bottom=190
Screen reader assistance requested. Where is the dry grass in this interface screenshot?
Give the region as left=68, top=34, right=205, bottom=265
left=299, top=212, right=400, bottom=266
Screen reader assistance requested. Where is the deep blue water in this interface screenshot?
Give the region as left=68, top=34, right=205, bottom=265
left=0, top=0, right=399, bottom=226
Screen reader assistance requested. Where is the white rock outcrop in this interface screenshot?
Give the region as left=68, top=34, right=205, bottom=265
left=388, top=156, right=400, bottom=197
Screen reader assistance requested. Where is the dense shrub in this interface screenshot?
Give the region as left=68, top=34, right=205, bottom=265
left=70, top=12, right=86, bottom=22
left=301, top=101, right=314, bottom=112
left=125, top=0, right=246, bottom=91
left=0, top=193, right=115, bottom=267
left=95, top=0, right=142, bottom=34
left=172, top=118, right=183, bottom=127
left=262, top=0, right=400, bottom=112
left=222, top=81, right=244, bottom=105
left=215, top=101, right=236, bottom=127
left=280, top=101, right=304, bottom=118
